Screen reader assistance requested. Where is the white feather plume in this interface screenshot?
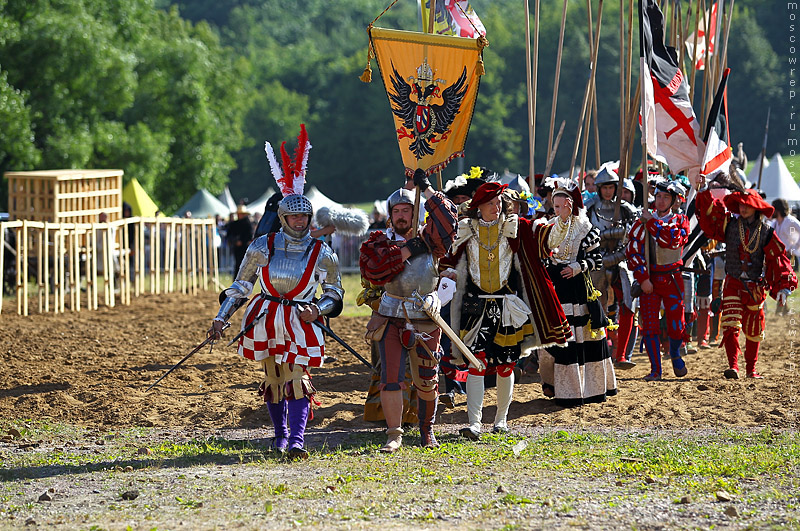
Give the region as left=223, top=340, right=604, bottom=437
left=315, top=206, right=369, bottom=236
left=264, top=141, right=284, bottom=186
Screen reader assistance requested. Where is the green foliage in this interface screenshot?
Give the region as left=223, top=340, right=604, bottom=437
left=0, top=0, right=791, bottom=212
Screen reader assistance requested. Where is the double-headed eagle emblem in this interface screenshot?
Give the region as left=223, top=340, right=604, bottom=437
left=389, top=61, right=468, bottom=159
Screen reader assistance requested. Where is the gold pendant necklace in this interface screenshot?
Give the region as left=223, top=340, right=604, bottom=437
left=738, top=218, right=762, bottom=254
left=470, top=219, right=505, bottom=261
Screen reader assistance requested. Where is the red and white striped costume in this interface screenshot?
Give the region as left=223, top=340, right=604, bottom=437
left=238, top=236, right=325, bottom=365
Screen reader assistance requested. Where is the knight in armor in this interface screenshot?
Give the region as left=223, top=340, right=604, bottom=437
left=210, top=125, right=344, bottom=459
left=539, top=180, right=617, bottom=406
left=625, top=179, right=690, bottom=381
left=359, top=169, right=458, bottom=453
left=696, top=174, right=797, bottom=378
left=446, top=181, right=571, bottom=440
left=586, top=166, right=639, bottom=367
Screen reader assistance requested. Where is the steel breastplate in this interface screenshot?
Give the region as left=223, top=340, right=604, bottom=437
left=263, top=232, right=317, bottom=300
left=378, top=253, right=439, bottom=319
left=590, top=201, right=621, bottom=253
left=652, top=239, right=683, bottom=266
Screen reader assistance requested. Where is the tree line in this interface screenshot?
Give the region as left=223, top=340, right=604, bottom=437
left=0, top=0, right=788, bottom=213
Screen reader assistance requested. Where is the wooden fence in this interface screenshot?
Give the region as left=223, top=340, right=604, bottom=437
left=0, top=217, right=219, bottom=316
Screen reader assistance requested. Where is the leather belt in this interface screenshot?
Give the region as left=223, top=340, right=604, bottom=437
left=260, top=293, right=301, bottom=307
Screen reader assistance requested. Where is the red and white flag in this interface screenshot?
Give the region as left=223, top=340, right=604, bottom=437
left=639, top=0, right=704, bottom=181
left=701, top=68, right=732, bottom=178
left=685, top=2, right=718, bottom=71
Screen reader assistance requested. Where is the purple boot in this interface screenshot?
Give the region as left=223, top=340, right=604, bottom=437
left=287, top=398, right=310, bottom=459
left=266, top=400, right=288, bottom=452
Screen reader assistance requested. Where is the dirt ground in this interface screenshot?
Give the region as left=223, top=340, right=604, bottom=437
left=1, top=291, right=799, bottom=434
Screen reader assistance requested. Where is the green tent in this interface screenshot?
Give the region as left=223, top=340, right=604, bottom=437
left=174, top=189, right=230, bottom=218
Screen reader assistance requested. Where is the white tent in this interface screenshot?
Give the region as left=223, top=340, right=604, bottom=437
left=497, top=170, right=531, bottom=194
left=306, top=186, right=343, bottom=211
left=759, top=153, right=800, bottom=203
left=217, top=186, right=237, bottom=213
left=245, top=187, right=277, bottom=214
left=747, top=153, right=770, bottom=185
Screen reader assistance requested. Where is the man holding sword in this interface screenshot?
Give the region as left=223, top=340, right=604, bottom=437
left=210, top=126, right=345, bottom=459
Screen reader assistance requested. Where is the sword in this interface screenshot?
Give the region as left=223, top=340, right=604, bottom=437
left=226, top=308, right=268, bottom=347
left=146, top=322, right=230, bottom=392
left=224, top=303, right=374, bottom=371
left=411, top=292, right=486, bottom=372
left=311, top=319, right=374, bottom=371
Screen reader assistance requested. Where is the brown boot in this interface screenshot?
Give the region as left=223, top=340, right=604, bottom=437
left=379, top=427, right=403, bottom=453
left=421, top=428, right=439, bottom=448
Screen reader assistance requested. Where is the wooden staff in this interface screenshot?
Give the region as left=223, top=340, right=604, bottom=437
left=579, top=0, right=598, bottom=184
left=619, top=0, right=626, bottom=164
left=640, top=66, right=651, bottom=274
left=525, top=0, right=536, bottom=185
left=592, top=84, right=601, bottom=168
left=532, top=0, right=541, bottom=187
left=715, top=0, right=734, bottom=87
left=688, top=0, right=702, bottom=105
left=615, top=82, right=641, bottom=221
left=544, top=120, right=566, bottom=177
left=568, top=0, right=604, bottom=182
left=546, top=0, right=570, bottom=165
left=757, top=107, right=770, bottom=190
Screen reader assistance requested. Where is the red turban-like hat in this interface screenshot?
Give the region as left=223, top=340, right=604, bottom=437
left=722, top=189, right=774, bottom=217
left=471, top=182, right=508, bottom=208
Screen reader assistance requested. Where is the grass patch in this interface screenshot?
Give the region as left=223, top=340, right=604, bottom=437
left=1, top=426, right=797, bottom=527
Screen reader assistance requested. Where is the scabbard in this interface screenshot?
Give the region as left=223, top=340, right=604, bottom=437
left=422, top=307, right=485, bottom=372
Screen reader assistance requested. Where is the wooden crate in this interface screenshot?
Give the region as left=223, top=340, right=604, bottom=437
left=5, top=169, right=124, bottom=223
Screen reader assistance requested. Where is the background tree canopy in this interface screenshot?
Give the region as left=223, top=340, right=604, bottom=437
left=0, top=0, right=790, bottom=213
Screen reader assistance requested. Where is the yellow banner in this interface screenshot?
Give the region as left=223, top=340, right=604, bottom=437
left=368, top=27, right=484, bottom=176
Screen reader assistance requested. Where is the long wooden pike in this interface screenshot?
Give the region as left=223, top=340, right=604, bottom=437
left=568, top=0, right=605, bottom=182
left=688, top=0, right=702, bottom=104
left=757, top=107, right=771, bottom=190
left=546, top=0, right=570, bottom=165
left=532, top=0, right=541, bottom=187
left=525, top=0, right=536, bottom=185
left=615, top=82, right=641, bottom=221
left=579, top=0, right=599, bottom=183
left=544, top=120, right=566, bottom=177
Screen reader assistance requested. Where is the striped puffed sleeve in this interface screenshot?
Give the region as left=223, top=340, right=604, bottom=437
left=420, top=192, right=459, bottom=259
left=695, top=189, right=730, bottom=242
left=625, top=219, right=649, bottom=283
left=645, top=213, right=690, bottom=250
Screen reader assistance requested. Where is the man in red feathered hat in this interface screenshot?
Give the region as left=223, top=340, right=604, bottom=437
left=444, top=180, right=571, bottom=440
left=696, top=173, right=797, bottom=378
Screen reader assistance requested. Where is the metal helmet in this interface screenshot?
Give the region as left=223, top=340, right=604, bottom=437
left=594, top=166, right=619, bottom=187
left=277, top=193, right=313, bottom=239
left=654, top=179, right=686, bottom=200
left=623, top=178, right=636, bottom=200
left=387, top=188, right=415, bottom=215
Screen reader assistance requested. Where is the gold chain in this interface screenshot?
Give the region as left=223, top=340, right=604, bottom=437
left=554, top=216, right=576, bottom=261
left=738, top=218, right=762, bottom=254
left=470, top=219, right=505, bottom=261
